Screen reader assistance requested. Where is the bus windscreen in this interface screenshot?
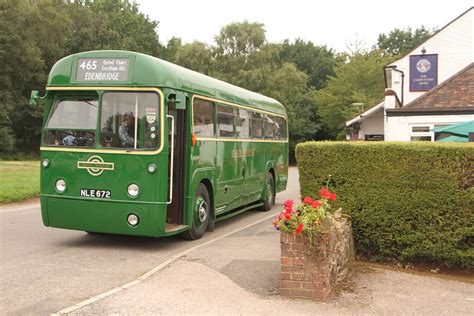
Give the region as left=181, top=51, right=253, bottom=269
left=44, top=98, right=98, bottom=147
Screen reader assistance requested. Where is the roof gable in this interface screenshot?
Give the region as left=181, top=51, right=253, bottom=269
left=385, top=7, right=473, bottom=67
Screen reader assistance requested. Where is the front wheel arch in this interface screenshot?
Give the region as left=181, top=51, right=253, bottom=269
left=181, top=182, right=212, bottom=240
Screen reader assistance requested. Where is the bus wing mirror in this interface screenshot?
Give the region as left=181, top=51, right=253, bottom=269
left=175, top=91, right=186, bottom=110
left=167, top=91, right=186, bottom=110
left=30, top=90, right=40, bottom=106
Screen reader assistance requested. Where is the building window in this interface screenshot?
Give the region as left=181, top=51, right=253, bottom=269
left=412, top=126, right=430, bottom=133
left=365, top=135, right=384, bottom=141
left=410, top=136, right=432, bottom=141
left=410, top=124, right=433, bottom=141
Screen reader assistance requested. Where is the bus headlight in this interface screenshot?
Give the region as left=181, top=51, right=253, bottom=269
left=127, top=213, right=139, bottom=227
left=127, top=184, right=140, bottom=197
left=42, top=159, right=50, bottom=168
left=55, top=179, right=66, bottom=193
left=147, top=164, right=157, bottom=174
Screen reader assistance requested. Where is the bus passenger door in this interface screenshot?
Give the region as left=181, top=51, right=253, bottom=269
left=166, top=99, right=187, bottom=228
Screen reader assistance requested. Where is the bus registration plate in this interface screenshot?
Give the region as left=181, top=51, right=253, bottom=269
left=80, top=189, right=111, bottom=199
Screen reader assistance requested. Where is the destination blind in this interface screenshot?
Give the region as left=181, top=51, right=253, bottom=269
left=76, top=58, right=130, bottom=81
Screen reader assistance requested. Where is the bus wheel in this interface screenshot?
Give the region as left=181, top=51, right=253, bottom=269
left=181, top=183, right=211, bottom=240
left=262, top=173, right=275, bottom=211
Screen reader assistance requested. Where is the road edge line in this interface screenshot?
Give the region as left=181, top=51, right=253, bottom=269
left=53, top=212, right=277, bottom=315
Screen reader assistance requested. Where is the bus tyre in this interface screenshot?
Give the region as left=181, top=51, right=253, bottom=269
left=262, top=173, right=275, bottom=211
left=181, top=184, right=211, bottom=240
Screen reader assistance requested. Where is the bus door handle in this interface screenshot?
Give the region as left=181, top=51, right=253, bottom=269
left=166, top=114, right=174, bottom=205
left=242, top=168, right=245, bottom=179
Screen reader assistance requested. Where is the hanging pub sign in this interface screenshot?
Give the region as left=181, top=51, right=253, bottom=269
left=409, top=54, right=438, bottom=91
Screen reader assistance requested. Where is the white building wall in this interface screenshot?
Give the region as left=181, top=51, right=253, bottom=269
left=385, top=114, right=474, bottom=141
left=358, top=110, right=384, bottom=139
left=387, top=9, right=473, bottom=106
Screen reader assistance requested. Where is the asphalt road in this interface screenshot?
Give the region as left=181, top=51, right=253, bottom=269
left=0, top=167, right=300, bottom=315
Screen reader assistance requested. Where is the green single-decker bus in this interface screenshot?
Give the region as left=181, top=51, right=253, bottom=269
left=34, top=50, right=288, bottom=239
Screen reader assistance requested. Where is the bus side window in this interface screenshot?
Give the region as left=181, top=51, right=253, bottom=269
left=235, top=108, right=250, bottom=139
left=263, top=115, right=276, bottom=139
left=193, top=98, right=214, bottom=137
left=274, top=116, right=287, bottom=140
left=217, top=104, right=234, bottom=138
left=250, top=112, right=264, bottom=139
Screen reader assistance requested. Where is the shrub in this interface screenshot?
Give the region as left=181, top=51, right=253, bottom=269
left=296, top=141, right=474, bottom=269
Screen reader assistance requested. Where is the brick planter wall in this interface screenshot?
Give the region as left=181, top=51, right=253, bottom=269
left=280, top=216, right=354, bottom=300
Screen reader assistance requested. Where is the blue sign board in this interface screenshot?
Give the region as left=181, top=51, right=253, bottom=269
left=409, top=54, right=438, bottom=91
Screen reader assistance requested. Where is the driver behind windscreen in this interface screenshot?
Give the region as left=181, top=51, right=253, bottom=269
left=119, top=113, right=135, bottom=147
left=62, top=133, right=75, bottom=146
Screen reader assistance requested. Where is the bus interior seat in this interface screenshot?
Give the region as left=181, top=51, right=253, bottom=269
left=100, top=131, right=119, bottom=147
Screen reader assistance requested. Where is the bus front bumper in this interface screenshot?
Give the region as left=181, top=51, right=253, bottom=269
left=40, top=195, right=167, bottom=237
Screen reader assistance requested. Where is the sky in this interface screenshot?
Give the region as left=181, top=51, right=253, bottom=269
left=136, top=0, right=472, bottom=52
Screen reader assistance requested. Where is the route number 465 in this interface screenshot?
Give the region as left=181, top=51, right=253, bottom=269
left=79, top=60, right=97, bottom=70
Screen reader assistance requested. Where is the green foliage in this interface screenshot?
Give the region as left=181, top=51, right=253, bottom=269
left=376, top=26, right=435, bottom=57
left=279, top=39, right=340, bottom=90
left=168, top=41, right=213, bottom=75
left=0, top=0, right=163, bottom=154
left=215, top=21, right=266, bottom=58
left=0, top=161, right=40, bottom=203
left=0, top=93, right=15, bottom=152
left=296, top=142, right=474, bottom=269
left=316, top=50, right=392, bottom=139
left=84, top=0, right=163, bottom=55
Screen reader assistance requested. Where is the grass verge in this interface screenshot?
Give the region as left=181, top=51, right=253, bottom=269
left=0, top=161, right=39, bottom=204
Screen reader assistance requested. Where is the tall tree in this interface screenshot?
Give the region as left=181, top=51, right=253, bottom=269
left=0, top=0, right=60, bottom=152
left=317, top=50, right=391, bottom=139
left=0, top=0, right=165, bottom=154
left=172, top=41, right=213, bottom=75
left=214, top=21, right=266, bottom=58
left=376, top=26, right=435, bottom=57
left=213, top=21, right=267, bottom=78
left=280, top=39, right=340, bottom=90
left=67, top=0, right=164, bottom=56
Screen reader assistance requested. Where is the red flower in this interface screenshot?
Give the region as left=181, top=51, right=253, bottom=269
left=320, top=188, right=336, bottom=201
left=311, top=200, right=321, bottom=208
left=319, top=188, right=330, bottom=198
left=285, top=213, right=291, bottom=220
left=303, top=196, right=313, bottom=204
left=295, top=223, right=304, bottom=234
left=272, top=218, right=277, bottom=226
left=284, top=200, right=294, bottom=208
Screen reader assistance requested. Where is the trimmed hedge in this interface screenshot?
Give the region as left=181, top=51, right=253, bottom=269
left=296, top=142, right=474, bottom=269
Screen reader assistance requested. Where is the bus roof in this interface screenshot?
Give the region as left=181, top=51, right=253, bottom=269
left=47, top=50, right=287, bottom=116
